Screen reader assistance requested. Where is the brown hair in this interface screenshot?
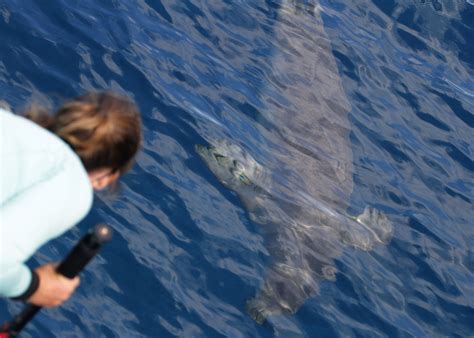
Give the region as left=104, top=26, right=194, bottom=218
left=25, top=91, right=142, bottom=174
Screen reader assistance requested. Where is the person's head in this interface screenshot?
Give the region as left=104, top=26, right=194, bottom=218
left=26, top=91, right=142, bottom=190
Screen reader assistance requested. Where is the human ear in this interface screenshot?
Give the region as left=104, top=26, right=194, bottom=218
left=89, top=169, right=119, bottom=191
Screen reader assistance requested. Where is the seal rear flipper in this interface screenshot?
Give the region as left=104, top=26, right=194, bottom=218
left=246, top=265, right=320, bottom=324
left=246, top=292, right=290, bottom=325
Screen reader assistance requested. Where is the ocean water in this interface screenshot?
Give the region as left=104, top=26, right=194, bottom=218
left=0, top=1, right=473, bottom=337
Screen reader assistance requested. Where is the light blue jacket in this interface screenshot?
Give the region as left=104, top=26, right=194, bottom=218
left=0, top=108, right=93, bottom=297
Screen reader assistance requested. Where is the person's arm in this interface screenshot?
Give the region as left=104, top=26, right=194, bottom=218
left=0, top=152, right=92, bottom=305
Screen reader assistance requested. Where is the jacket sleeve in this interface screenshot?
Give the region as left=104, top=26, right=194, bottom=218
left=0, top=154, right=93, bottom=297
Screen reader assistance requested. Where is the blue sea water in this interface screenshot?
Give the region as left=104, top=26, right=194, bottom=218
left=0, top=0, right=473, bottom=337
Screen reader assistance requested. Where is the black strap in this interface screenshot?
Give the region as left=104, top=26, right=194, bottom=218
left=10, top=270, right=40, bottom=302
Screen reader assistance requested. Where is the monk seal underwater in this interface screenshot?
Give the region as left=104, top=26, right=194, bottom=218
left=195, top=0, right=393, bottom=324
left=196, top=141, right=393, bottom=324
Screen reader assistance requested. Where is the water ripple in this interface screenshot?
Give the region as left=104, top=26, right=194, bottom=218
left=1, top=0, right=473, bottom=337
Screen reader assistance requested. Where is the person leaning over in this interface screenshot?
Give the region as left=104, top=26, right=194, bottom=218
left=0, top=91, right=142, bottom=307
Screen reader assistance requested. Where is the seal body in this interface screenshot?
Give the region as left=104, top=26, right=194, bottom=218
left=196, top=0, right=394, bottom=324
left=196, top=142, right=393, bottom=323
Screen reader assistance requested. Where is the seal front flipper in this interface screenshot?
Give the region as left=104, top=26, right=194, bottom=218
left=338, top=206, right=393, bottom=250
left=355, top=206, right=393, bottom=245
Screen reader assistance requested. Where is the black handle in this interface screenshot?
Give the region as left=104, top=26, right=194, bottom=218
left=0, top=224, right=112, bottom=337
left=57, top=224, right=112, bottom=278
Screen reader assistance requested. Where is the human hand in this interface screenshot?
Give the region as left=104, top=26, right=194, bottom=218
left=28, top=263, right=80, bottom=307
